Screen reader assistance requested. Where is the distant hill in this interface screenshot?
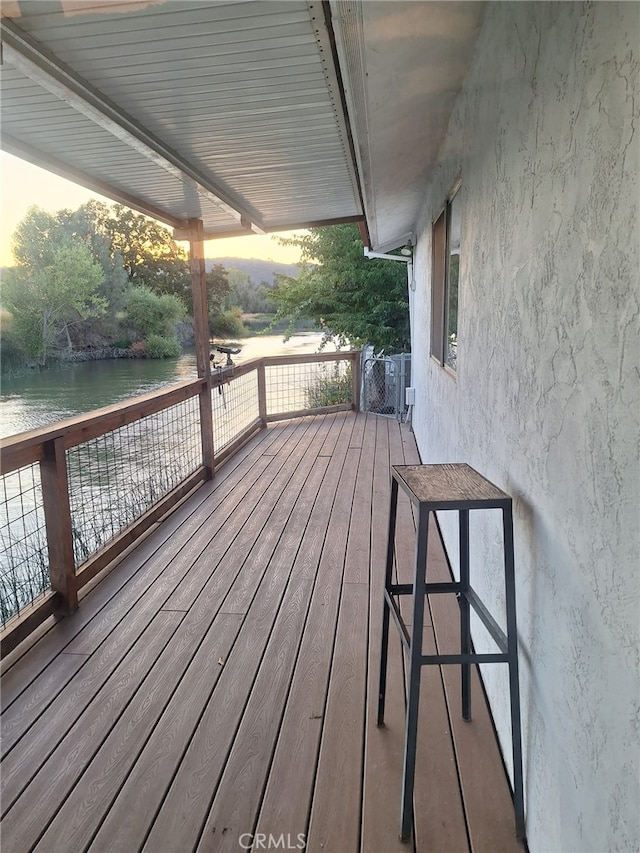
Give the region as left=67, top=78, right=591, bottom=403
left=205, top=257, right=299, bottom=286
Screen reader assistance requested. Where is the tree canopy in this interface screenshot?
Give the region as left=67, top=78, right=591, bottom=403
left=2, top=203, right=199, bottom=366
left=78, top=202, right=191, bottom=301
left=3, top=223, right=107, bottom=363
left=57, top=201, right=130, bottom=317
left=123, top=285, right=185, bottom=357
left=226, top=268, right=275, bottom=314
left=270, top=225, right=410, bottom=353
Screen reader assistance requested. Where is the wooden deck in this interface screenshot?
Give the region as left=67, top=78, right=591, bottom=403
left=1, top=412, right=523, bottom=853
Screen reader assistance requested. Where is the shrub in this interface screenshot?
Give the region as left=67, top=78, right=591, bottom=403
left=125, top=286, right=185, bottom=338
left=306, top=364, right=352, bottom=408
left=144, top=333, right=181, bottom=358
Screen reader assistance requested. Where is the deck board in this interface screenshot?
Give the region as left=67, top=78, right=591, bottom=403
left=87, top=611, right=246, bottom=852
left=1, top=412, right=523, bottom=853
left=6, top=610, right=185, bottom=852
left=362, top=413, right=415, bottom=851
left=427, top=521, right=522, bottom=853
left=306, top=581, right=369, bottom=852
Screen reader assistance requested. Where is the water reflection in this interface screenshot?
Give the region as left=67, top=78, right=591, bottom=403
left=0, top=332, right=331, bottom=439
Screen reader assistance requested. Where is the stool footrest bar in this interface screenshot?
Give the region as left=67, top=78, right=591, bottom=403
left=425, top=581, right=463, bottom=594
left=464, top=587, right=508, bottom=653
left=383, top=589, right=411, bottom=649
left=421, top=652, right=508, bottom=665
left=389, top=583, right=413, bottom=595
left=390, top=581, right=465, bottom=596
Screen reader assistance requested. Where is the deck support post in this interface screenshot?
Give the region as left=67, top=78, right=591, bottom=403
left=351, top=351, right=361, bottom=411
left=188, top=217, right=215, bottom=478
left=41, top=436, right=78, bottom=613
left=257, top=360, right=268, bottom=426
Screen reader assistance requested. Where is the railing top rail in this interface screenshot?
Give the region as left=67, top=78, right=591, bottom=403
left=260, top=350, right=358, bottom=367
left=0, top=377, right=206, bottom=474
left=210, top=349, right=358, bottom=385
left=0, top=350, right=360, bottom=474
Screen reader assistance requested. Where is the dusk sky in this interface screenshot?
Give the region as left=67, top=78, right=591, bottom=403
left=0, top=151, right=304, bottom=268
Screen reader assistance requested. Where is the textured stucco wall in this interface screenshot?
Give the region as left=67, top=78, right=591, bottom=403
left=410, top=3, right=639, bottom=851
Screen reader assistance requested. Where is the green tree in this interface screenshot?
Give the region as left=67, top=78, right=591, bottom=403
left=3, top=241, right=106, bottom=364
left=226, top=268, right=276, bottom=314
left=7, top=204, right=130, bottom=355
left=5, top=204, right=196, bottom=365
left=11, top=206, right=61, bottom=271
left=205, top=263, right=232, bottom=315
left=270, top=225, right=410, bottom=353
left=91, top=203, right=191, bottom=303
left=58, top=201, right=130, bottom=319
left=205, top=264, right=248, bottom=338
left=208, top=305, right=246, bottom=339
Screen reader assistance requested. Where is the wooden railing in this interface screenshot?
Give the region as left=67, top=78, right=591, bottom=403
left=0, top=351, right=360, bottom=655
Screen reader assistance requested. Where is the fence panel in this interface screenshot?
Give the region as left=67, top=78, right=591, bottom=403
left=67, top=395, right=202, bottom=565
left=211, top=368, right=260, bottom=453
left=0, top=464, right=49, bottom=626
left=0, top=383, right=204, bottom=635
left=264, top=356, right=354, bottom=419
left=361, top=353, right=412, bottom=420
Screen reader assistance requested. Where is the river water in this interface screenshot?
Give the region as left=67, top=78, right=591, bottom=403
left=0, top=332, right=329, bottom=439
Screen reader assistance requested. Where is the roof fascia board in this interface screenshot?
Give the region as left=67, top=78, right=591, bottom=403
left=327, top=0, right=375, bottom=245
left=1, top=131, right=187, bottom=229
left=173, top=214, right=364, bottom=242
left=315, top=2, right=365, bottom=221
left=0, top=18, right=265, bottom=234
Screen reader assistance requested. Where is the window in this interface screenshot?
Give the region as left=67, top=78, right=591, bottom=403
left=431, top=182, right=461, bottom=372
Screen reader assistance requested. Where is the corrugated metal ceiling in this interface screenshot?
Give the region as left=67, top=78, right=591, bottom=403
left=1, top=0, right=363, bottom=236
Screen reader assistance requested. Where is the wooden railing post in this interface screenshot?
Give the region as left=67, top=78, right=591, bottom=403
left=257, top=360, right=267, bottom=426
left=188, top=217, right=215, bottom=478
left=41, top=437, right=77, bottom=613
left=351, top=350, right=361, bottom=412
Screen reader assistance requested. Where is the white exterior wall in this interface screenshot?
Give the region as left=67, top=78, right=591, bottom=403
left=410, top=3, right=639, bottom=852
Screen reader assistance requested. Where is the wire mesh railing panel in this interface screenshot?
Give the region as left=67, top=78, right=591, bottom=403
left=0, top=464, right=49, bottom=626
left=264, top=359, right=353, bottom=416
left=67, top=396, right=202, bottom=565
left=211, top=370, right=259, bottom=452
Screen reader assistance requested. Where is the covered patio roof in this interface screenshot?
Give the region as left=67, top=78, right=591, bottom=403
left=1, top=1, right=484, bottom=248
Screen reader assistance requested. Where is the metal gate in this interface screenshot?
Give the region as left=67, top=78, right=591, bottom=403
left=361, top=352, right=411, bottom=421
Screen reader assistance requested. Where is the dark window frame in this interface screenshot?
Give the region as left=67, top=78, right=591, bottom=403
left=430, top=179, right=461, bottom=372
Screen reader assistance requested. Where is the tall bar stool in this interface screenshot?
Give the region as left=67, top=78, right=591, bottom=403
left=378, top=463, right=525, bottom=842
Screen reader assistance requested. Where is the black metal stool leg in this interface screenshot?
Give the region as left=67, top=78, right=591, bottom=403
left=399, top=505, right=429, bottom=842
left=459, top=508, right=471, bottom=721
left=378, top=478, right=399, bottom=726
left=503, top=504, right=526, bottom=838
